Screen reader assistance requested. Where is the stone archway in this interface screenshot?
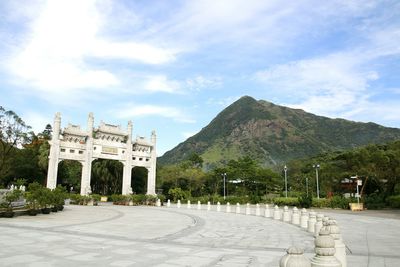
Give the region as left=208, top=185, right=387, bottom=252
left=46, top=112, right=157, bottom=195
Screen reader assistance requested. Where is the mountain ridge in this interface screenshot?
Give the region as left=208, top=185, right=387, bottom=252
left=159, top=96, right=400, bottom=169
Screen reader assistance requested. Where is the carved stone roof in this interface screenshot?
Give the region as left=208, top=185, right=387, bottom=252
left=134, top=136, right=152, bottom=147
left=95, top=121, right=127, bottom=137
left=63, top=124, right=87, bottom=137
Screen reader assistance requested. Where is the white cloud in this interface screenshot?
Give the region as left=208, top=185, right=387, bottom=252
left=6, top=0, right=176, bottom=95
left=114, top=104, right=195, bottom=124
left=22, top=111, right=52, bottom=134
left=186, top=75, right=222, bottom=91
left=207, top=96, right=241, bottom=107
left=255, top=52, right=381, bottom=117
left=142, top=75, right=181, bottom=94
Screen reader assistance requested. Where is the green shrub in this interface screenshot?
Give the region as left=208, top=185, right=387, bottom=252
left=311, top=198, right=330, bottom=208
left=365, top=193, right=385, bottom=209
left=386, top=195, right=400, bottom=208
left=145, top=194, right=157, bottom=205
left=130, top=194, right=146, bottom=205
left=329, top=196, right=351, bottom=209
left=90, top=194, right=101, bottom=202
left=298, top=194, right=312, bottom=208
left=273, top=197, right=299, bottom=206
left=111, top=194, right=130, bottom=204
left=168, top=188, right=190, bottom=201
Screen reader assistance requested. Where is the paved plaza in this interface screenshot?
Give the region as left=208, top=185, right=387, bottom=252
left=1, top=204, right=400, bottom=266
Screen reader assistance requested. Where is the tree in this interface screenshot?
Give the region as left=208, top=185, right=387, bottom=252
left=0, top=107, right=32, bottom=185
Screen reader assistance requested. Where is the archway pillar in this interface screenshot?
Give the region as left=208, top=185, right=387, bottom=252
left=46, top=113, right=61, bottom=190
left=146, top=131, right=157, bottom=195
left=122, top=161, right=133, bottom=195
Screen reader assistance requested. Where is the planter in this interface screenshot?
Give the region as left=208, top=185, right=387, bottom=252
left=41, top=207, right=51, bottom=214
left=57, top=205, right=64, bottom=211
left=3, top=210, right=14, bottom=218
left=349, top=203, right=364, bottom=211
left=51, top=206, right=58, bottom=212
left=27, top=209, right=39, bottom=216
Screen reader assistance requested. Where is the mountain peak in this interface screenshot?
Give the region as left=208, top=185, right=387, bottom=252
left=159, top=97, right=400, bottom=169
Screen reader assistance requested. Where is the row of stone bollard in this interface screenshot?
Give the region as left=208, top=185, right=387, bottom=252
left=164, top=199, right=346, bottom=267
left=279, top=215, right=346, bottom=267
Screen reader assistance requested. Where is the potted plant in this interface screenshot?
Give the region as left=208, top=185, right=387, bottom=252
left=38, top=188, right=52, bottom=214
left=25, top=182, right=43, bottom=216
left=3, top=189, right=23, bottom=218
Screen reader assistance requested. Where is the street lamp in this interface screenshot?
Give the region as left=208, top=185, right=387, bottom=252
left=313, top=164, right=320, bottom=199
left=221, top=173, right=227, bottom=200
left=284, top=165, right=288, bottom=198
left=305, top=177, right=309, bottom=197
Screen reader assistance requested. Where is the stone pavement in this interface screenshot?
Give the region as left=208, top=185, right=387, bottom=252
left=0, top=204, right=399, bottom=266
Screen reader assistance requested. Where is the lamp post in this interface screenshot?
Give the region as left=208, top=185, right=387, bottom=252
left=306, top=177, right=309, bottom=197
left=222, top=173, right=227, bottom=200
left=313, top=164, right=320, bottom=199
left=284, top=165, right=288, bottom=198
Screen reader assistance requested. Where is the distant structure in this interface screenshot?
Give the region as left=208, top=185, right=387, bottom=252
left=46, top=112, right=156, bottom=195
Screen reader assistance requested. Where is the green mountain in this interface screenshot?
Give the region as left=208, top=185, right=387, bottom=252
left=159, top=96, right=400, bottom=169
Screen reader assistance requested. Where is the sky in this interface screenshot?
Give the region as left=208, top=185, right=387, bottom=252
left=1, top=0, right=400, bottom=156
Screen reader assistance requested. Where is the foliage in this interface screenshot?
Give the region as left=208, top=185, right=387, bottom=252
left=298, top=194, right=312, bottom=208
left=386, top=195, right=400, bottom=209
left=168, top=187, right=189, bottom=201
left=4, top=189, right=23, bottom=210
left=364, top=193, right=386, bottom=209
left=273, top=197, right=299, bottom=206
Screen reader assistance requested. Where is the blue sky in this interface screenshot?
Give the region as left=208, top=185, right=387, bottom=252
left=1, top=0, right=400, bottom=156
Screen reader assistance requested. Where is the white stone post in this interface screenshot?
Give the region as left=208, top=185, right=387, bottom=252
left=217, top=202, right=221, bottom=212
left=156, top=199, right=161, bottom=207
left=80, top=113, right=95, bottom=196
left=177, top=199, right=181, bottom=208
left=207, top=201, right=211, bottom=211
left=300, top=208, right=309, bottom=229
left=273, top=205, right=281, bottom=220
left=146, top=130, right=157, bottom=195
left=255, top=204, right=260, bottom=216
left=326, top=220, right=347, bottom=267
left=323, top=216, right=329, bottom=225
left=122, top=120, right=133, bottom=195
left=314, top=214, right=324, bottom=237
left=236, top=203, right=241, bottom=214
left=46, top=112, right=61, bottom=190
left=167, top=199, right=171, bottom=207
left=310, top=229, right=341, bottom=267
left=283, top=206, right=290, bottom=222
left=187, top=200, right=191, bottom=209
left=280, top=247, right=311, bottom=267
left=308, top=210, right=317, bottom=233
left=197, top=201, right=201, bottom=210
left=291, top=207, right=300, bottom=225
left=226, top=202, right=231, bottom=213
left=245, top=203, right=251, bottom=215
left=264, top=204, right=271, bottom=218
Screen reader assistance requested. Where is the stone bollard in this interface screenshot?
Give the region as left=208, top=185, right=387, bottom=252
left=300, top=208, right=309, bottom=229
left=308, top=210, right=317, bottom=233
left=283, top=206, right=291, bottom=222
left=314, top=214, right=324, bottom=238
left=323, top=216, right=329, bottom=225
left=226, top=202, right=231, bottom=213
left=167, top=199, right=171, bottom=207
left=291, top=207, right=300, bottom=225
left=264, top=204, right=271, bottom=218
left=177, top=199, right=181, bottom=208
left=280, top=246, right=311, bottom=267
left=273, top=205, right=281, bottom=220
left=255, top=204, right=261, bottom=216
left=245, top=203, right=251, bottom=215
left=217, top=202, right=221, bottom=212
left=310, top=229, right=341, bottom=267
left=156, top=199, right=161, bottom=207
left=197, top=201, right=201, bottom=210
left=236, top=203, right=241, bottom=214
left=187, top=200, right=191, bottom=209
left=207, top=201, right=211, bottom=211
left=325, top=220, right=347, bottom=267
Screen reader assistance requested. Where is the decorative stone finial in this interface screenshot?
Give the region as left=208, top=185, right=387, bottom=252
left=310, top=229, right=341, bottom=267
left=280, top=246, right=311, bottom=267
